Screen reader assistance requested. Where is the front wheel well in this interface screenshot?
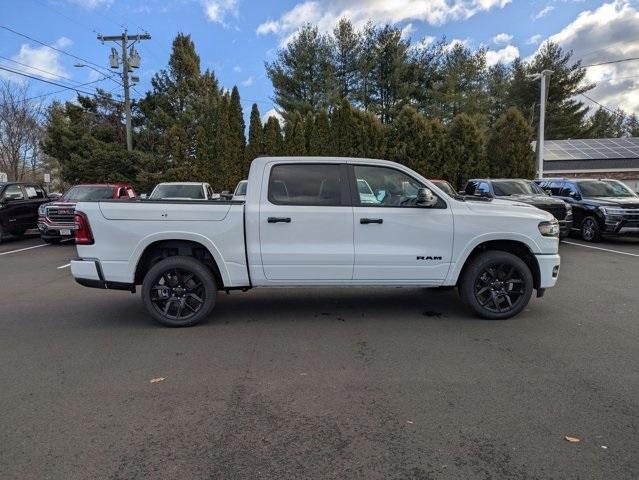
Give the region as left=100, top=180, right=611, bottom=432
left=458, top=240, right=541, bottom=289
left=134, top=240, right=224, bottom=288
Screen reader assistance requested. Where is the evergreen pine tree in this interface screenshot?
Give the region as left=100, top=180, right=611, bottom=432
left=444, top=113, right=486, bottom=189
left=309, top=109, right=331, bottom=155
left=228, top=86, right=246, bottom=185
left=486, top=107, right=535, bottom=179
left=263, top=116, right=284, bottom=155
left=352, top=109, right=386, bottom=159
left=330, top=98, right=355, bottom=156
left=284, top=111, right=306, bottom=155
left=246, top=103, right=263, bottom=169
left=214, top=94, right=232, bottom=190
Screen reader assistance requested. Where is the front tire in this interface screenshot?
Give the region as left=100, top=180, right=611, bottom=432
left=580, top=216, right=601, bottom=242
left=459, top=251, right=534, bottom=320
left=142, top=256, right=217, bottom=327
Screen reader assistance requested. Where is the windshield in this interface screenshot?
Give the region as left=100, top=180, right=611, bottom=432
left=492, top=180, right=542, bottom=196
left=601, top=180, right=636, bottom=197
left=234, top=181, right=247, bottom=196
left=63, top=186, right=114, bottom=201
left=432, top=180, right=455, bottom=196
left=150, top=184, right=204, bottom=199
left=579, top=180, right=636, bottom=198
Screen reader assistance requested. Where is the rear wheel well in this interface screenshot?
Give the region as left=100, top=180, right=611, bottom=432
left=134, top=240, right=224, bottom=289
left=459, top=240, right=541, bottom=289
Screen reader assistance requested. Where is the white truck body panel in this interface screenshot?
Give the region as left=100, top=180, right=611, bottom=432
left=72, top=156, right=560, bottom=291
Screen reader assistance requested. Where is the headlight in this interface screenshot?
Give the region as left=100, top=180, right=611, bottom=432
left=38, top=204, right=47, bottom=215
left=565, top=204, right=572, bottom=213
left=538, top=219, right=559, bottom=237
left=600, top=206, right=624, bottom=216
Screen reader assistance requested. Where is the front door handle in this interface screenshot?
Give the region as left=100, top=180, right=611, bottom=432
left=360, top=218, right=383, bottom=224
left=268, top=217, right=291, bottom=223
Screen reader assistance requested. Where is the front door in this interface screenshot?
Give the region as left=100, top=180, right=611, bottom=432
left=259, top=162, right=354, bottom=281
left=1, top=185, right=29, bottom=230
left=350, top=164, right=454, bottom=283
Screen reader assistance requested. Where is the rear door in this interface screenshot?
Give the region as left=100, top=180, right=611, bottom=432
left=349, top=164, right=454, bottom=282
left=259, top=162, right=354, bottom=281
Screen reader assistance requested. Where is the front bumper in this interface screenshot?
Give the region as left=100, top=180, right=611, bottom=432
left=38, top=218, right=75, bottom=240
left=536, top=253, right=561, bottom=289
left=71, top=258, right=134, bottom=291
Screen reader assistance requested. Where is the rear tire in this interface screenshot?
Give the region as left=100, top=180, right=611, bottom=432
left=142, top=256, right=217, bottom=327
left=459, top=250, right=534, bottom=320
left=580, top=216, right=601, bottom=242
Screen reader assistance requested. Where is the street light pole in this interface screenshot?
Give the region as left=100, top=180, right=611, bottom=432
left=527, top=70, right=553, bottom=179
left=97, top=30, right=150, bottom=152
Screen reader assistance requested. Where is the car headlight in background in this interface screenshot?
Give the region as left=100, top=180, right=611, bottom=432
left=565, top=203, right=572, bottom=215
left=538, top=219, right=560, bottom=237
left=38, top=204, right=47, bottom=216
left=600, top=206, right=624, bottom=217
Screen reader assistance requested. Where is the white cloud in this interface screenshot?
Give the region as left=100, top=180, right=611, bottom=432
left=261, top=108, right=284, bottom=125
left=5, top=37, right=71, bottom=82
left=202, top=0, right=238, bottom=25
left=65, top=0, right=113, bottom=8
left=233, top=65, right=242, bottom=72
left=486, top=45, right=519, bottom=66
left=257, top=0, right=512, bottom=43
left=538, top=0, right=639, bottom=113
left=534, top=5, right=554, bottom=20
left=443, top=38, right=470, bottom=52
left=401, top=23, right=415, bottom=39
left=492, top=33, right=513, bottom=45
left=527, top=34, right=542, bottom=45
left=241, top=76, right=253, bottom=87
left=410, top=36, right=436, bottom=51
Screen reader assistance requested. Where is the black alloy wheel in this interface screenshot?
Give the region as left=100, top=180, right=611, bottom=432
left=142, top=256, right=216, bottom=327
left=459, top=250, right=533, bottom=320
left=581, top=217, right=601, bottom=242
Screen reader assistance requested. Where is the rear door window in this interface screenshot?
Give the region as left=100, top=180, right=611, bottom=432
left=268, top=164, right=347, bottom=206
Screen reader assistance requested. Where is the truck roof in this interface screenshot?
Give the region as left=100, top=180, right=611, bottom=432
left=253, top=156, right=398, bottom=168
left=155, top=182, right=207, bottom=186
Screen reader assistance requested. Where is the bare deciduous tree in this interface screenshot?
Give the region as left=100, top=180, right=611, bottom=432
left=0, top=79, right=43, bottom=181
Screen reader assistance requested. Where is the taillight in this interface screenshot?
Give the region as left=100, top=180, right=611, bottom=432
left=74, top=212, right=94, bottom=245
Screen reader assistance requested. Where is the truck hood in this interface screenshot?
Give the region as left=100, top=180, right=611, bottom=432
left=584, top=197, right=639, bottom=208
left=496, top=194, right=565, bottom=208
left=464, top=197, right=554, bottom=221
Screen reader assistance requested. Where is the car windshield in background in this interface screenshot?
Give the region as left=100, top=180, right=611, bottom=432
left=492, top=180, right=541, bottom=196
left=432, top=181, right=455, bottom=196
left=235, top=182, right=247, bottom=196
left=601, top=180, right=637, bottom=197
left=578, top=180, right=636, bottom=198
left=63, top=186, right=114, bottom=201
left=151, top=185, right=204, bottom=199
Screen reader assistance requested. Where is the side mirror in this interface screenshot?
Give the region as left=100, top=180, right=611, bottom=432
left=544, top=189, right=552, bottom=196
left=417, top=187, right=438, bottom=207
left=568, top=191, right=580, bottom=200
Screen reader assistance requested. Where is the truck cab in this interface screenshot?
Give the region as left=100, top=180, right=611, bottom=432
left=0, top=182, right=49, bottom=243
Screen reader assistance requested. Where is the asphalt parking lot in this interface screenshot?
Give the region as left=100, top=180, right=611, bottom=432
left=1, top=234, right=638, bottom=479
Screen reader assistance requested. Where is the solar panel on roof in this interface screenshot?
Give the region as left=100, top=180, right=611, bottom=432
left=540, top=138, right=639, bottom=160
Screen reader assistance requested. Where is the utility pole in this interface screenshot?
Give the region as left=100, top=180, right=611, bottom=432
left=97, top=30, right=151, bottom=152
left=527, top=70, right=553, bottom=178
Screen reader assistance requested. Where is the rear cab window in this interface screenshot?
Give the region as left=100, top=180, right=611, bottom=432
left=267, top=163, right=348, bottom=206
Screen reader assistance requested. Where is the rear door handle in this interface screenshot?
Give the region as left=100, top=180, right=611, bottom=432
left=268, top=217, right=291, bottom=223
left=360, top=218, right=383, bottom=224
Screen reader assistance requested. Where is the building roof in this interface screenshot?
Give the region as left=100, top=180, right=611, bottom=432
left=539, top=138, right=639, bottom=172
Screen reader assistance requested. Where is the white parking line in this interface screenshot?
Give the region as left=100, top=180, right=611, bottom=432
left=563, top=241, right=639, bottom=258
left=0, top=243, right=49, bottom=256
left=57, top=263, right=71, bottom=269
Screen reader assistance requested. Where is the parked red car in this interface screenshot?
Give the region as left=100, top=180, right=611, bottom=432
left=38, top=183, right=136, bottom=243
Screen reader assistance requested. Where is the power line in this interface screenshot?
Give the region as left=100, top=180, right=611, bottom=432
left=580, top=93, right=625, bottom=119
left=24, top=78, right=112, bottom=102
left=0, top=65, right=121, bottom=102
left=0, top=24, right=123, bottom=87
left=0, top=55, right=83, bottom=84
left=582, top=57, right=639, bottom=68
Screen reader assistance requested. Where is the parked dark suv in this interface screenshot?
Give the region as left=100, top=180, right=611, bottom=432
left=464, top=178, right=573, bottom=238
left=0, top=182, right=49, bottom=243
left=535, top=178, right=639, bottom=242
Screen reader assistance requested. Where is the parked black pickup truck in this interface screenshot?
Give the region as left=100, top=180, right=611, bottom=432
left=464, top=178, right=573, bottom=238
left=535, top=178, right=639, bottom=242
left=0, top=182, right=49, bottom=243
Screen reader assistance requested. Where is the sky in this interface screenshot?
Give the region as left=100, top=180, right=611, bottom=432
left=1, top=0, right=639, bottom=124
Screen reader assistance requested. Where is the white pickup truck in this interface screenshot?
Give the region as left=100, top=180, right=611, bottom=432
left=71, top=157, right=561, bottom=327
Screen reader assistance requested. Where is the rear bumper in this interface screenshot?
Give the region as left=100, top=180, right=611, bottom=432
left=536, top=253, right=561, bottom=289
left=71, top=258, right=135, bottom=292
